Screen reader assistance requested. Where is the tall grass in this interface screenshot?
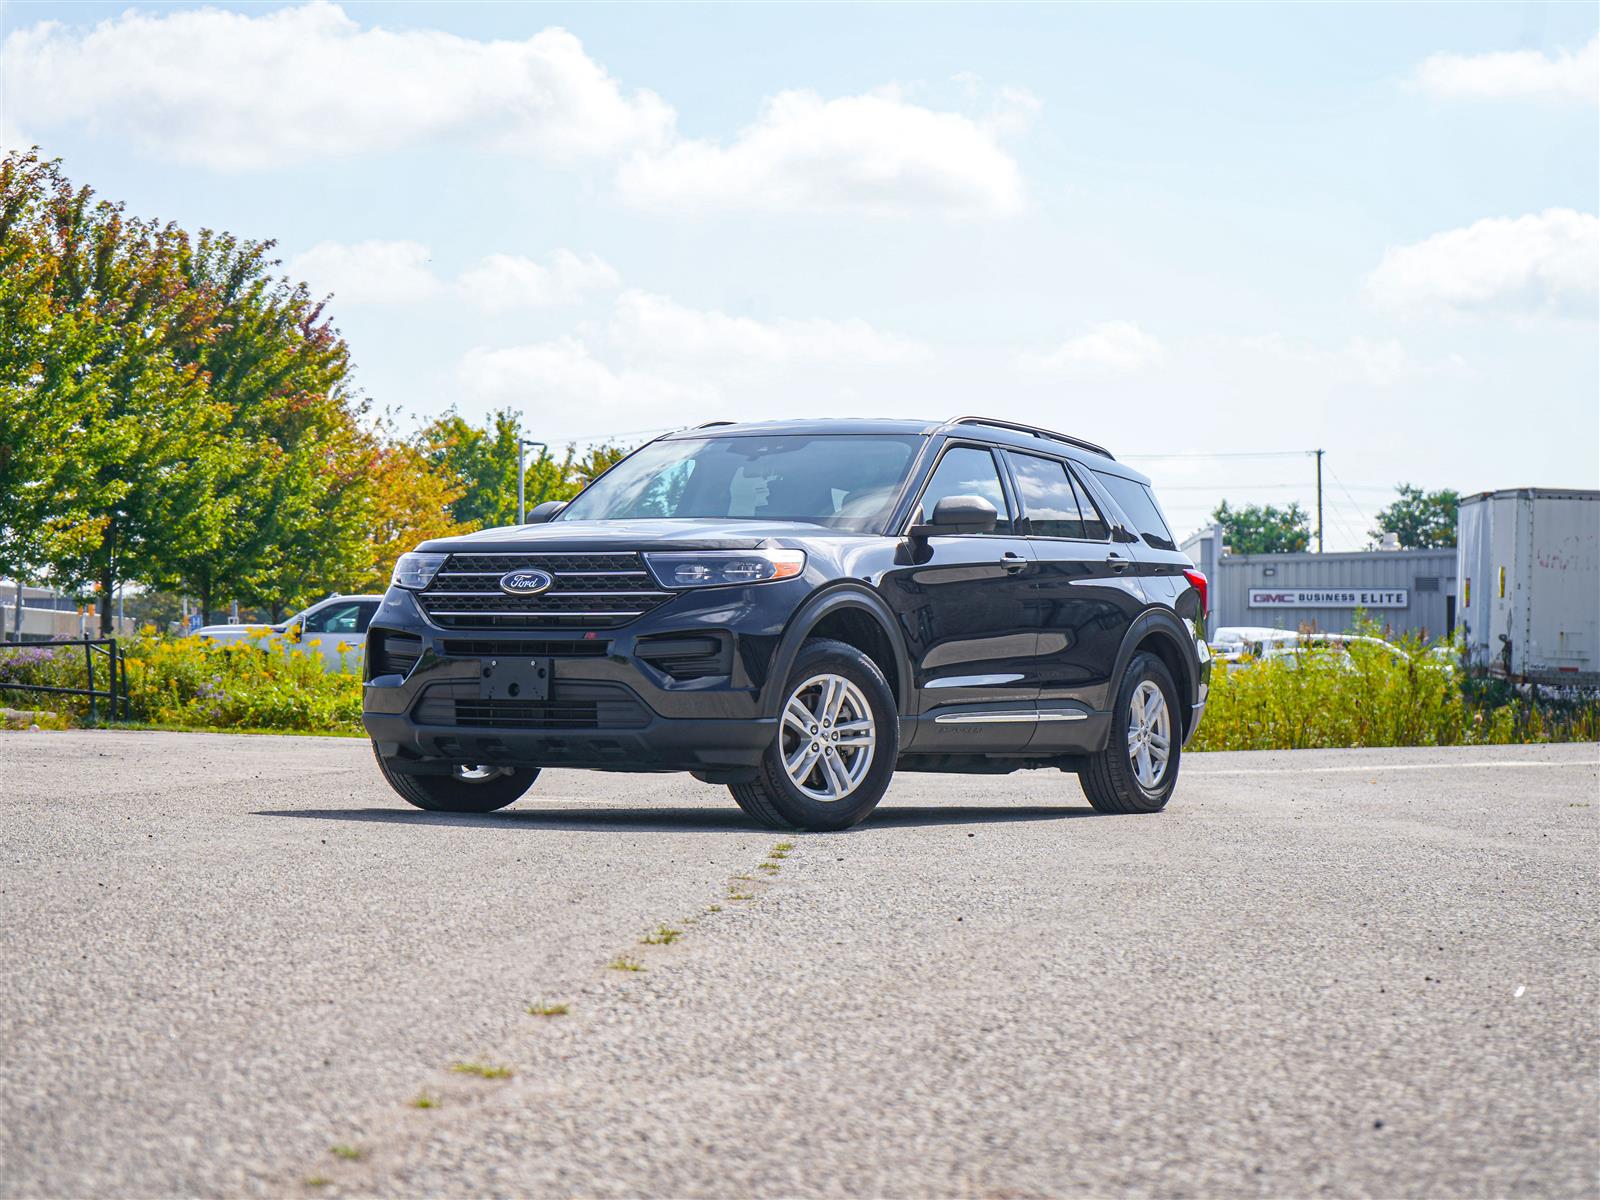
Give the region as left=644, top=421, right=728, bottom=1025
left=1192, top=632, right=1599, bottom=751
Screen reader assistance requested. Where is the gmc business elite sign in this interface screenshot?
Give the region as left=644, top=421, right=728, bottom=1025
left=1248, top=588, right=1409, bottom=608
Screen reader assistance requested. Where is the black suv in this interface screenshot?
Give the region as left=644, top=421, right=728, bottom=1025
left=363, top=416, right=1210, bottom=831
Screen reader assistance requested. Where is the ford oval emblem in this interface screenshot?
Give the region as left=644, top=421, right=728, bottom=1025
left=499, top=569, right=554, bottom=596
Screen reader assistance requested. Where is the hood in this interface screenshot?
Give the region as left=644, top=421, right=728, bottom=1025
left=417, top=518, right=870, bottom=554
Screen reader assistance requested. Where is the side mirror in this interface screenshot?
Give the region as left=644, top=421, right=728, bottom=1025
left=909, top=494, right=998, bottom=539
left=526, top=500, right=567, bottom=524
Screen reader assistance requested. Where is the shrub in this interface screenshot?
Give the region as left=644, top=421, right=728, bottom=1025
left=1193, top=626, right=1599, bottom=751
left=0, top=633, right=362, bottom=734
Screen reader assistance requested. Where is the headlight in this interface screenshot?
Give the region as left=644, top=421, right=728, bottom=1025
left=391, top=551, right=448, bottom=590
left=644, top=549, right=806, bottom=589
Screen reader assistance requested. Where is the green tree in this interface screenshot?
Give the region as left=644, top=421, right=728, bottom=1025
left=1212, top=500, right=1312, bottom=555
left=1370, top=484, right=1459, bottom=549
left=16, top=158, right=234, bottom=633
left=416, top=407, right=627, bottom=528
left=167, top=231, right=372, bottom=621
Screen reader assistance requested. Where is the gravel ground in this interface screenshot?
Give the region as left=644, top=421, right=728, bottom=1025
left=1, top=731, right=1595, bottom=1198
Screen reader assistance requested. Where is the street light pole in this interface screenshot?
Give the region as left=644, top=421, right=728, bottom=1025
left=517, top=438, right=548, bottom=524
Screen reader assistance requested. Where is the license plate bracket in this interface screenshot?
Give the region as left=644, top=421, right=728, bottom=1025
left=478, top=656, right=551, bottom=701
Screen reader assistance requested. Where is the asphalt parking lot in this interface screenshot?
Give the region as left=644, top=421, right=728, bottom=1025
left=1, top=731, right=1595, bottom=1198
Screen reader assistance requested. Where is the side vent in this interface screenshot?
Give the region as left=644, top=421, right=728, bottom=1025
left=636, top=634, right=732, bottom=682
left=369, top=631, right=423, bottom=679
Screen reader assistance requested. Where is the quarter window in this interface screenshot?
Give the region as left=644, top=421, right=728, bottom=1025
left=1093, top=471, right=1177, bottom=551
left=916, top=446, right=1014, bottom=534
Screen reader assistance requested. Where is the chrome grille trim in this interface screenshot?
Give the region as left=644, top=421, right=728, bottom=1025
left=416, top=551, right=672, bottom=629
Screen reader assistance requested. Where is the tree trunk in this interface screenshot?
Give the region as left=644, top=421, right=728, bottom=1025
left=198, top=580, right=212, bottom=629
left=270, top=601, right=285, bottom=623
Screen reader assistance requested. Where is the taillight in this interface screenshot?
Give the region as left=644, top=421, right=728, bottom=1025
left=1182, top=568, right=1208, bottom=616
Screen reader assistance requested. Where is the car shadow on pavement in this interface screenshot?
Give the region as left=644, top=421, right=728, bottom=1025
left=251, top=804, right=1098, bottom=832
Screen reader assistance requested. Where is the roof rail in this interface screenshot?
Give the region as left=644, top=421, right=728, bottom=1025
left=693, top=420, right=736, bottom=429
left=944, top=415, right=1114, bottom=460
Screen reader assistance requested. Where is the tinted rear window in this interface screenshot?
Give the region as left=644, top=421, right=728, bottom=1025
left=1093, top=472, right=1176, bottom=551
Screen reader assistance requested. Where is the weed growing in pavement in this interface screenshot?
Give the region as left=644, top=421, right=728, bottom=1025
left=329, top=1144, right=363, bottom=1161
left=771, top=841, right=795, bottom=853
left=306, top=1176, right=331, bottom=1188
left=409, top=1092, right=439, bottom=1109
left=728, top=891, right=753, bottom=901
left=756, top=861, right=780, bottom=873
left=640, top=926, right=682, bottom=945
left=608, top=956, right=646, bottom=972
left=526, top=1001, right=570, bottom=1016
left=450, top=1061, right=513, bottom=1079
left=706, top=904, right=723, bottom=913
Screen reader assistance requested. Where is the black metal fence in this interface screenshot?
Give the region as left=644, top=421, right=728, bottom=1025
left=0, top=638, right=129, bottom=723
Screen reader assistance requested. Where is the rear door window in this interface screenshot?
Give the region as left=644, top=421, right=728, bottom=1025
left=1006, top=452, right=1089, bottom=539
left=1093, top=471, right=1177, bottom=551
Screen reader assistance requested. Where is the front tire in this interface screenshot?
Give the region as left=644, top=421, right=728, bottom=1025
left=1080, top=652, right=1182, bottom=814
left=373, top=742, right=538, bottom=813
left=730, top=638, right=899, bottom=831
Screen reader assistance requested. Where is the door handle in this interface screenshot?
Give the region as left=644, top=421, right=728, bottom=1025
left=1106, top=553, right=1131, bottom=574
left=1001, top=552, right=1027, bottom=574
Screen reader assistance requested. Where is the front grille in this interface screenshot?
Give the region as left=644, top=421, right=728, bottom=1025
left=369, top=631, right=422, bottom=678
left=441, top=639, right=611, bottom=659
left=412, top=682, right=647, bottom=730
left=418, top=552, right=673, bottom=630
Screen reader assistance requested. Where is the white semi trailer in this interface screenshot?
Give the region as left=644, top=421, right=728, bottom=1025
left=1457, top=488, right=1599, bottom=686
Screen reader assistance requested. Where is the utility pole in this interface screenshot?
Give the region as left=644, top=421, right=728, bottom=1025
left=517, top=438, right=548, bottom=524
left=1314, top=448, right=1325, bottom=554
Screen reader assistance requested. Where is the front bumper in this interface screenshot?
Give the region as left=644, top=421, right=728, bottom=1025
left=362, top=585, right=795, bottom=774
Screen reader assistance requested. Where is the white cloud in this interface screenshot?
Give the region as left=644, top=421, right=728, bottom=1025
left=458, top=338, right=706, bottom=417
left=287, top=240, right=441, bottom=305
left=609, top=291, right=928, bottom=366
left=616, top=88, right=1026, bottom=217
left=1233, top=334, right=1469, bottom=386
left=1412, top=35, right=1599, bottom=105
left=287, top=242, right=619, bottom=310
left=1, top=2, right=673, bottom=170
left=1018, top=321, right=1168, bottom=375
left=1365, top=209, right=1599, bottom=318
left=457, top=292, right=932, bottom=431
left=2, top=4, right=1030, bottom=218
left=458, top=251, right=620, bottom=312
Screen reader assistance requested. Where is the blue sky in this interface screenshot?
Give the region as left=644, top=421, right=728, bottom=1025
left=3, top=1, right=1596, bottom=547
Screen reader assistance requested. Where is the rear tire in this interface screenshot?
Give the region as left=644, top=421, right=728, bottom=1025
left=1080, top=652, right=1181, bottom=814
left=730, top=638, right=898, bottom=831
left=372, top=742, right=538, bottom=813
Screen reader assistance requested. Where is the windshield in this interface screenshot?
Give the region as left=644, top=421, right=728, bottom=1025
left=558, top=434, right=923, bottom=532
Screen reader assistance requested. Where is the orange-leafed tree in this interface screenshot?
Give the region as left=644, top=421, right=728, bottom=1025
left=359, top=444, right=476, bottom=591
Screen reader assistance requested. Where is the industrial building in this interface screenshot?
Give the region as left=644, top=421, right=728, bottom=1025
left=1181, top=527, right=1457, bottom=640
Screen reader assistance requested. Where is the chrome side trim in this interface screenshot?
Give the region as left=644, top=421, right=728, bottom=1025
left=925, top=673, right=1024, bottom=689
left=932, top=710, right=1089, bottom=724
left=423, top=610, right=649, bottom=619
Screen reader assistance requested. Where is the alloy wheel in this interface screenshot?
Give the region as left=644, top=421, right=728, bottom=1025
left=1127, top=679, right=1172, bottom=789
left=779, top=673, right=877, bottom=802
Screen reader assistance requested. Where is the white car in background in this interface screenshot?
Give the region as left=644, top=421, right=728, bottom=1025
left=1212, top=628, right=1456, bottom=675
left=193, top=595, right=383, bottom=672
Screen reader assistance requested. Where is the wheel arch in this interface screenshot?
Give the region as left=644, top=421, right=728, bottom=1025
left=760, top=585, right=913, bottom=719
left=1111, top=609, right=1200, bottom=737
